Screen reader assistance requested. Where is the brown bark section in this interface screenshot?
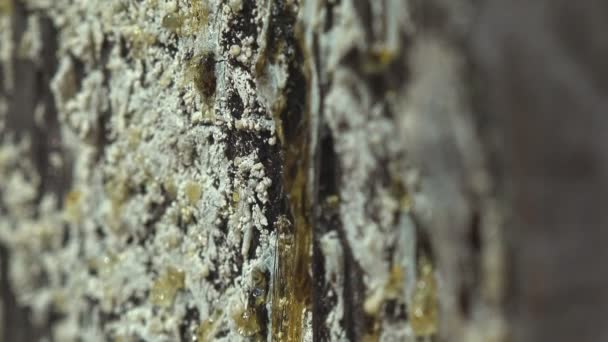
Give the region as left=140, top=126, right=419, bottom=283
left=472, top=1, right=608, bottom=341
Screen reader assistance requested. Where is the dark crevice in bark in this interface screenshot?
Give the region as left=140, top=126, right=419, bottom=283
left=7, top=8, right=71, bottom=203
left=310, top=19, right=332, bottom=338
left=2, top=5, right=69, bottom=341
left=351, top=0, right=372, bottom=42
left=311, top=234, right=330, bottom=341
left=1, top=244, right=52, bottom=341
left=179, top=306, right=200, bottom=342
left=36, top=17, right=71, bottom=202
left=317, top=128, right=339, bottom=200
left=313, top=126, right=370, bottom=341
left=312, top=126, right=340, bottom=341
left=6, top=1, right=35, bottom=135
left=268, top=2, right=312, bottom=338
left=459, top=208, right=482, bottom=319
left=411, top=213, right=435, bottom=265
left=94, top=38, right=115, bottom=163
left=221, top=0, right=259, bottom=52
left=337, top=227, right=371, bottom=341
left=139, top=195, right=171, bottom=245
left=322, top=0, right=338, bottom=32
left=264, top=0, right=297, bottom=64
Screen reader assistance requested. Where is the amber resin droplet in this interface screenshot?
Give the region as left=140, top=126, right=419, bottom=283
left=409, top=256, right=438, bottom=336
left=150, top=266, right=185, bottom=307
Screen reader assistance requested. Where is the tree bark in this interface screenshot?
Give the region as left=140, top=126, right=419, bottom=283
left=0, top=0, right=606, bottom=341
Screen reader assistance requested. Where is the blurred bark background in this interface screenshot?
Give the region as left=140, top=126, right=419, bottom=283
left=0, top=0, right=607, bottom=341
left=472, top=1, right=608, bottom=341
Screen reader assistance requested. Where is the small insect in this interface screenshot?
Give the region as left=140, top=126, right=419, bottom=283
left=189, top=52, right=218, bottom=99
left=250, top=267, right=269, bottom=307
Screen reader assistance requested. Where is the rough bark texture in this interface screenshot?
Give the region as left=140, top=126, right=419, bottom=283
left=1, top=0, right=606, bottom=341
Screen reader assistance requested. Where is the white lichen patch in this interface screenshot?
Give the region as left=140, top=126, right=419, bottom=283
left=0, top=0, right=291, bottom=340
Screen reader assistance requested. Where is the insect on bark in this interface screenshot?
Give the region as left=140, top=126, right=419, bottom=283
left=190, top=52, right=217, bottom=99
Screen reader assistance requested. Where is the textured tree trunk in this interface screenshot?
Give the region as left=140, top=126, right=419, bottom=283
left=1, top=0, right=607, bottom=341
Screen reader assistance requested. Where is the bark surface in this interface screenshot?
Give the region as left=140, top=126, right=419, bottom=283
left=1, top=0, right=606, bottom=341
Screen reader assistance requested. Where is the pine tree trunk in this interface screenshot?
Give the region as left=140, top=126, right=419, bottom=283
left=1, top=0, right=607, bottom=341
